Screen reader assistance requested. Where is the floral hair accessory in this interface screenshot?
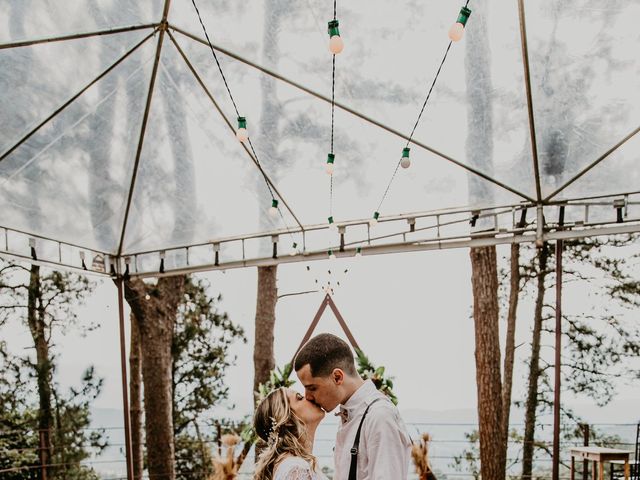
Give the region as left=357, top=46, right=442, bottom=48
left=267, top=417, right=280, bottom=445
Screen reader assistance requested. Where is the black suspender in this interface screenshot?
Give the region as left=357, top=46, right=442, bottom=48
left=348, top=398, right=383, bottom=480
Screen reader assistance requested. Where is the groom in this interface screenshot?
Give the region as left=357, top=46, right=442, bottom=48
left=294, top=333, right=411, bottom=480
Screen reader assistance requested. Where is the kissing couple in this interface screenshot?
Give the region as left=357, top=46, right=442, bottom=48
left=253, top=333, right=412, bottom=480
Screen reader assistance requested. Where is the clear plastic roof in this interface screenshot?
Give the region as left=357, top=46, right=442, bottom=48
left=1, top=0, right=638, bottom=260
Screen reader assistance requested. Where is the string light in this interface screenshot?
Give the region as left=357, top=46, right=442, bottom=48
left=400, top=147, right=411, bottom=169
left=326, top=153, right=335, bottom=175
left=269, top=199, right=279, bottom=217
left=355, top=247, right=362, bottom=257
left=328, top=216, right=337, bottom=232
left=448, top=6, right=472, bottom=42
left=236, top=116, right=248, bottom=142
left=328, top=249, right=337, bottom=260
left=289, top=242, right=298, bottom=256
left=369, top=211, right=380, bottom=227
left=328, top=20, right=344, bottom=54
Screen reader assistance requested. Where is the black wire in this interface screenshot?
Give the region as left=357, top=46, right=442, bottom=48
left=405, top=41, right=454, bottom=146
left=375, top=7, right=462, bottom=214
left=190, top=0, right=297, bottom=240
left=190, top=0, right=240, bottom=117
left=333, top=0, right=337, bottom=20
left=330, top=55, right=336, bottom=155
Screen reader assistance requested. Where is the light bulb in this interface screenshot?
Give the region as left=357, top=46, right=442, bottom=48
left=329, top=35, right=344, bottom=54
left=448, top=22, right=465, bottom=42
left=145, top=294, right=151, bottom=300
left=236, top=116, right=248, bottom=142
left=328, top=20, right=344, bottom=54
left=326, top=153, right=335, bottom=175
left=289, top=242, right=298, bottom=256
left=449, top=6, right=471, bottom=42
left=328, top=250, right=337, bottom=260
left=326, top=162, right=334, bottom=175
left=369, top=211, right=380, bottom=227
left=236, top=127, right=248, bottom=142
left=355, top=247, right=362, bottom=258
left=400, top=147, right=411, bottom=169
left=328, top=216, right=337, bottom=232
left=268, top=199, right=279, bottom=217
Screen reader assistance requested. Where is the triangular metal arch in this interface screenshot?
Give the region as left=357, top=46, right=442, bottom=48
left=291, top=293, right=361, bottom=365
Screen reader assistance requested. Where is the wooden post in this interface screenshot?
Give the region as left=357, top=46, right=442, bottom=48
left=583, top=424, right=590, bottom=480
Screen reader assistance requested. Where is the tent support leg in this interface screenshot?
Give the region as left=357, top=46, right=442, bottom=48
left=117, top=278, right=134, bottom=480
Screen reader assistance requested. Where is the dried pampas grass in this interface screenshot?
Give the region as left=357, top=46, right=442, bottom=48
left=209, top=434, right=241, bottom=480
left=411, top=433, right=436, bottom=480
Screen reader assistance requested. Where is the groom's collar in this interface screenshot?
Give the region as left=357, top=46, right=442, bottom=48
left=335, top=380, right=377, bottom=424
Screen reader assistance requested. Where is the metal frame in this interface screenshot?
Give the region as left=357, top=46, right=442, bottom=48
left=1, top=6, right=639, bottom=480
left=4, top=192, right=639, bottom=277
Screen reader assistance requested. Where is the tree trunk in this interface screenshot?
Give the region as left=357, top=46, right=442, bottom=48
left=27, top=265, right=53, bottom=479
left=501, top=243, right=521, bottom=449
left=521, top=243, right=549, bottom=480
left=253, top=266, right=278, bottom=401
left=129, top=313, right=144, bottom=480
left=124, top=276, right=186, bottom=480
left=470, top=246, right=505, bottom=480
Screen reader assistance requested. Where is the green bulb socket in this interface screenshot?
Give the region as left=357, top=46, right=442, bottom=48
left=328, top=249, right=334, bottom=256
left=327, top=153, right=335, bottom=164
left=373, top=211, right=380, bottom=220
left=457, top=7, right=471, bottom=26
left=356, top=247, right=362, bottom=254
left=237, top=116, right=247, bottom=128
left=292, top=242, right=298, bottom=249
left=402, top=147, right=410, bottom=158
left=328, top=216, right=334, bottom=224
left=328, top=19, right=340, bottom=37
left=271, top=199, right=278, bottom=208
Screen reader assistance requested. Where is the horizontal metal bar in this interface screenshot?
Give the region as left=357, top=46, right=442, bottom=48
left=129, top=220, right=640, bottom=279
left=0, top=23, right=158, bottom=50
left=124, top=202, right=531, bottom=256
left=0, top=250, right=110, bottom=277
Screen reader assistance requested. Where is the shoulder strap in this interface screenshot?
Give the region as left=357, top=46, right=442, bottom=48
left=348, top=398, right=383, bottom=480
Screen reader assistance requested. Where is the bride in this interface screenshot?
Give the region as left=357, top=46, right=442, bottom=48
left=253, top=387, right=327, bottom=480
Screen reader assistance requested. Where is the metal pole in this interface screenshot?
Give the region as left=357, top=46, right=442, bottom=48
left=552, top=239, right=563, bottom=480
left=38, top=429, right=48, bottom=480
left=116, top=278, right=134, bottom=480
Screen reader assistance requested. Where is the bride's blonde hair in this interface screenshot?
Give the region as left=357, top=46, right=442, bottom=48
left=253, top=387, right=317, bottom=480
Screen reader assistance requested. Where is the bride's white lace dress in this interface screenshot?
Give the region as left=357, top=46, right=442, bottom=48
left=273, top=456, right=328, bottom=480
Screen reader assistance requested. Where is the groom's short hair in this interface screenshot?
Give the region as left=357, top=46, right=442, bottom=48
left=294, top=333, right=358, bottom=377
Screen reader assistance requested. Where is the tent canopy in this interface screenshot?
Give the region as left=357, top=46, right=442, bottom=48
left=1, top=0, right=638, bottom=276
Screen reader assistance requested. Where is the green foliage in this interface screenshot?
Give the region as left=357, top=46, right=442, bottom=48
left=450, top=429, right=481, bottom=480
left=257, top=363, right=295, bottom=403
left=355, top=349, right=398, bottom=405
left=0, top=261, right=104, bottom=480
left=170, top=276, right=246, bottom=480
left=515, top=235, right=640, bottom=408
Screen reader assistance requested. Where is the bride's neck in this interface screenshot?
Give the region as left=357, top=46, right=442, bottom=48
left=305, top=423, right=318, bottom=452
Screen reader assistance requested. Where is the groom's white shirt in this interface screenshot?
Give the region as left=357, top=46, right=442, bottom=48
left=333, top=380, right=411, bottom=480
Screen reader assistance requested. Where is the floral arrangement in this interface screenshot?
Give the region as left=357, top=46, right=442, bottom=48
left=355, top=348, right=398, bottom=405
